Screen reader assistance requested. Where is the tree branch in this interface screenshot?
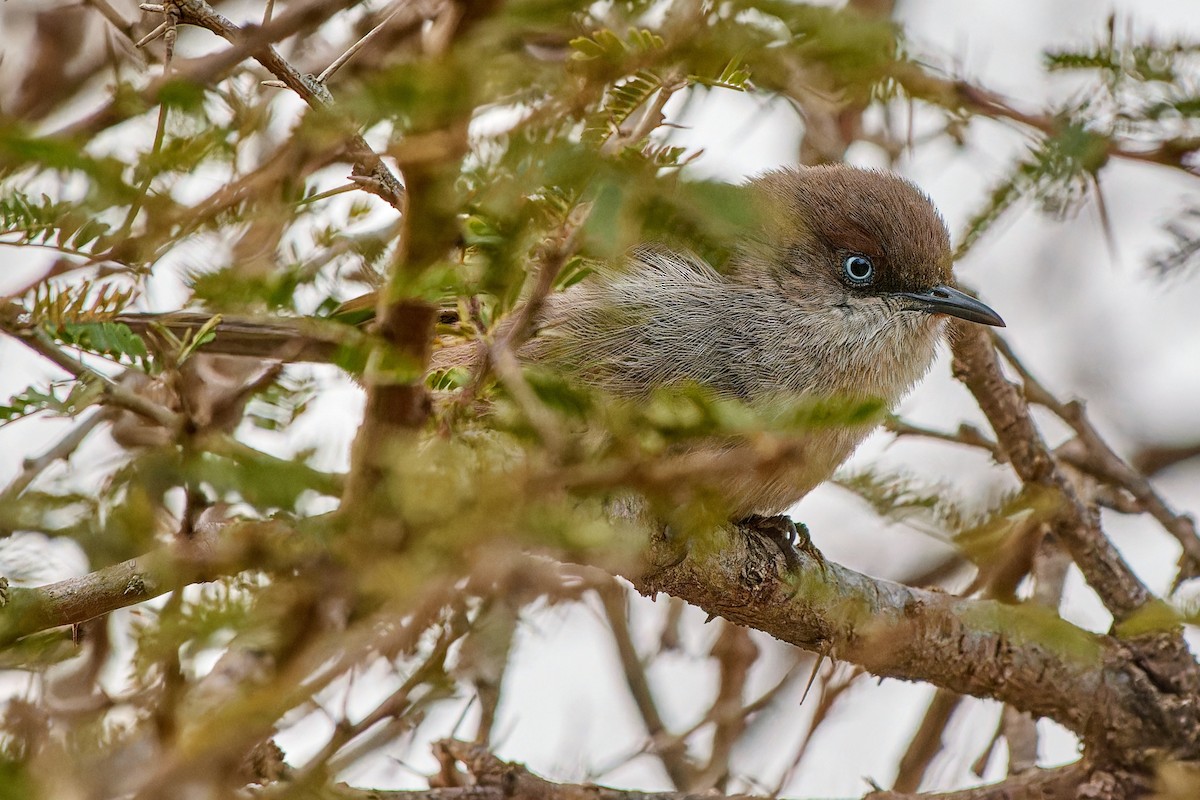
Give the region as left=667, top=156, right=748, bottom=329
left=1, top=491, right=1193, bottom=766
left=948, top=324, right=1150, bottom=621
left=0, top=409, right=110, bottom=504
left=167, top=0, right=406, bottom=210
left=5, top=325, right=182, bottom=430
left=630, top=523, right=1102, bottom=733
left=315, top=740, right=1090, bottom=800
left=0, top=520, right=288, bottom=647
left=64, top=0, right=360, bottom=140
left=989, top=334, right=1200, bottom=579
left=598, top=580, right=698, bottom=789
left=114, top=311, right=363, bottom=363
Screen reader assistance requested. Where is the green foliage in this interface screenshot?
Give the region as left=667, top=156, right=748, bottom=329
left=188, top=263, right=309, bottom=312
left=774, top=2, right=903, bottom=90
left=244, top=374, right=315, bottom=432
left=188, top=448, right=341, bottom=510
left=0, top=489, right=98, bottom=542
left=554, top=255, right=596, bottom=290
left=54, top=322, right=149, bottom=366
left=155, top=77, right=210, bottom=113
left=0, top=127, right=135, bottom=204
left=958, top=23, right=1200, bottom=263
left=171, top=316, right=220, bottom=365
left=580, top=168, right=756, bottom=265
left=958, top=123, right=1111, bottom=257
left=0, top=190, right=113, bottom=254
left=25, top=281, right=135, bottom=326
left=19, top=279, right=150, bottom=368
left=345, top=56, right=478, bottom=134
left=130, top=579, right=256, bottom=684
left=690, top=56, right=753, bottom=91
left=837, top=468, right=1025, bottom=547
left=583, top=69, right=665, bottom=146
left=0, top=380, right=102, bottom=424
left=505, top=371, right=884, bottom=459
left=429, top=365, right=471, bottom=392
left=138, top=127, right=234, bottom=179
left=737, top=0, right=906, bottom=98
left=0, top=758, right=33, bottom=800
left=1040, top=30, right=1200, bottom=275
left=570, top=28, right=666, bottom=64
left=1153, top=204, right=1200, bottom=276
left=1046, top=26, right=1200, bottom=86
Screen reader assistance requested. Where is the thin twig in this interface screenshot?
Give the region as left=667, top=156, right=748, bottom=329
left=85, top=0, right=135, bottom=37
left=316, top=0, right=441, bottom=83
left=8, top=327, right=180, bottom=430
left=947, top=80, right=1200, bottom=175
left=289, top=609, right=470, bottom=783
left=893, top=688, right=963, bottom=792
left=950, top=324, right=1152, bottom=621
left=0, top=410, right=111, bottom=505
left=991, top=333, right=1200, bottom=578
left=769, top=664, right=864, bottom=796
left=155, top=0, right=407, bottom=210
left=885, top=416, right=1004, bottom=461
left=691, top=623, right=756, bottom=791
left=597, top=580, right=697, bottom=790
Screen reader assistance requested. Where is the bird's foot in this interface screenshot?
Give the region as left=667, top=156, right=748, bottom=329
left=740, top=514, right=825, bottom=574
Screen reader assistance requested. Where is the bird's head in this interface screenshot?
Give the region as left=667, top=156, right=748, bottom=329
left=739, top=165, right=1004, bottom=329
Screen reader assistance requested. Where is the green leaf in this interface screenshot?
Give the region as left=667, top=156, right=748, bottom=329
left=584, top=70, right=664, bottom=146
left=690, top=56, right=753, bottom=90
left=0, top=126, right=137, bottom=204
left=177, top=315, right=222, bottom=363
left=569, top=28, right=663, bottom=63
left=54, top=322, right=149, bottom=366
left=0, top=379, right=103, bottom=424
left=957, top=123, right=1111, bottom=258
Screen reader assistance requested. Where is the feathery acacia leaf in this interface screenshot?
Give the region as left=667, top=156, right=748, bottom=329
left=0, top=379, right=102, bottom=424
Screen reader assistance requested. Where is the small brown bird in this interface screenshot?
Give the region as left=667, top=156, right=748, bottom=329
left=452, top=164, right=1004, bottom=534
left=120, top=164, right=1003, bottom=552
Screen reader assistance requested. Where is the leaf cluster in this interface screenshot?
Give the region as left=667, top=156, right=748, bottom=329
left=961, top=22, right=1200, bottom=257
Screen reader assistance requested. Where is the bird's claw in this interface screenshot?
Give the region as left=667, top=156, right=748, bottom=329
left=740, top=514, right=826, bottom=575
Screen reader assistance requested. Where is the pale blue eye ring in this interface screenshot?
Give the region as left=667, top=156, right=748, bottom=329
left=842, top=254, right=874, bottom=285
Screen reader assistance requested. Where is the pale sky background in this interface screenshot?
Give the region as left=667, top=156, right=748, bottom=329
left=1, top=0, right=1199, bottom=796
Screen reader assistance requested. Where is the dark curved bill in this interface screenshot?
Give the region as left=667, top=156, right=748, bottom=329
left=896, top=285, right=1005, bottom=327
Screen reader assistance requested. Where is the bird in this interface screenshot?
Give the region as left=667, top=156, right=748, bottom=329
left=116, top=164, right=1004, bottom=559
left=436, top=164, right=1005, bottom=554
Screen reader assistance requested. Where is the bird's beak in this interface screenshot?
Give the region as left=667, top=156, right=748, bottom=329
left=896, top=285, right=1005, bottom=327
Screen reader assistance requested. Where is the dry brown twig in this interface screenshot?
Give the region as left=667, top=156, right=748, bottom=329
left=137, top=0, right=407, bottom=210
left=288, top=609, right=471, bottom=784
left=949, top=324, right=1153, bottom=621
left=316, top=738, right=1088, bottom=800
left=990, top=333, right=1200, bottom=580
left=64, top=0, right=360, bottom=140
left=0, top=409, right=110, bottom=506
left=598, top=579, right=699, bottom=789
left=884, top=416, right=1004, bottom=462
left=944, top=80, right=1200, bottom=175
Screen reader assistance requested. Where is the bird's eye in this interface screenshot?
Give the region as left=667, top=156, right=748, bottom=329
left=842, top=254, right=875, bottom=285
